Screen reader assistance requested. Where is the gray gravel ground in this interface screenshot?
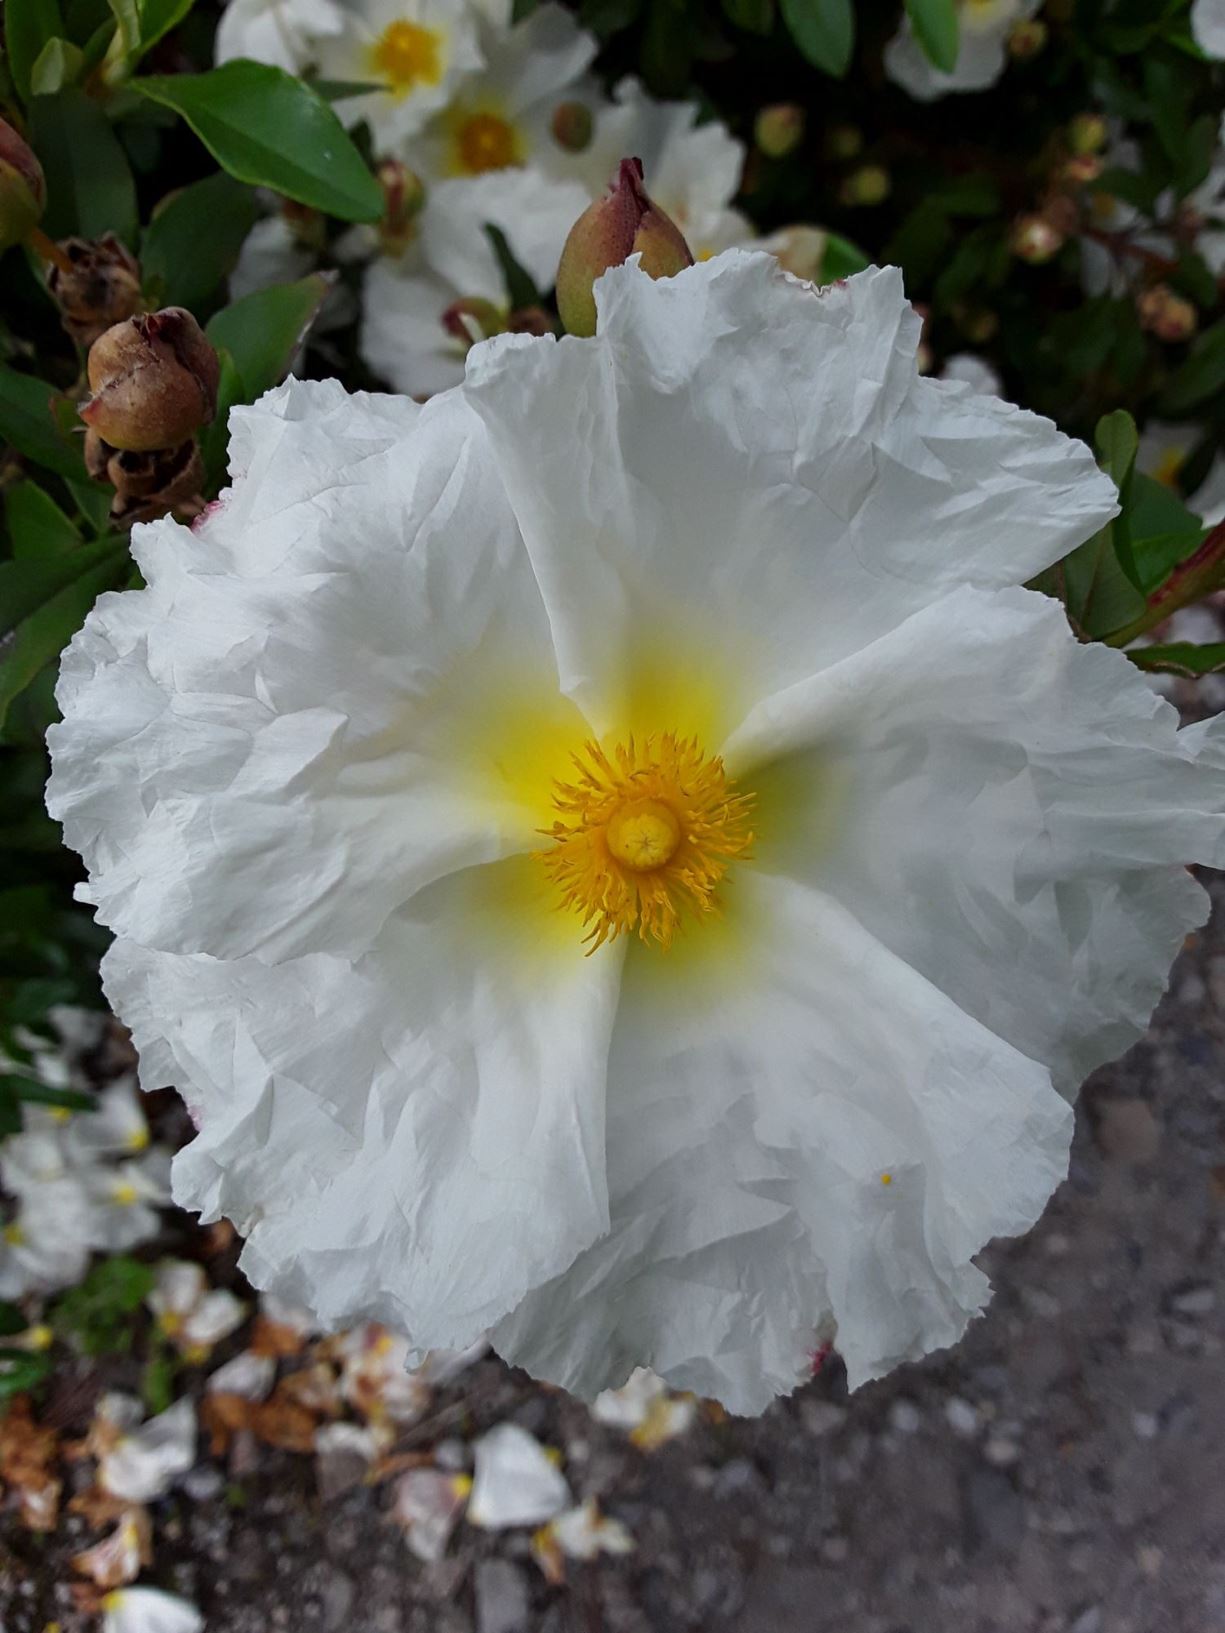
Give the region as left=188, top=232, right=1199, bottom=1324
left=4, top=876, right=1223, bottom=1633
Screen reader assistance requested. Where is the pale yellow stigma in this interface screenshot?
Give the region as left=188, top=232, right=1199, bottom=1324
left=539, top=734, right=754, bottom=952
left=369, top=19, right=443, bottom=97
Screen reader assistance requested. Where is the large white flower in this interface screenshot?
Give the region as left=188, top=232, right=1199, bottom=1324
left=884, top=0, right=1041, bottom=100
left=317, top=0, right=484, bottom=149
left=361, top=169, right=587, bottom=395
left=414, top=4, right=597, bottom=182
left=214, top=0, right=344, bottom=72
left=47, top=256, right=1225, bottom=1413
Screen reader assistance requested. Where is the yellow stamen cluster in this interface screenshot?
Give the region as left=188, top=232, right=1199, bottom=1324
left=456, top=112, right=520, bottom=174
left=369, top=20, right=443, bottom=96
left=540, top=734, right=754, bottom=951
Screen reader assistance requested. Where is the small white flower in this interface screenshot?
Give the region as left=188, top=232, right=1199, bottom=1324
left=317, top=0, right=484, bottom=149
left=147, top=1261, right=246, bottom=1359
left=336, top=1324, right=430, bottom=1423
left=67, top=1076, right=153, bottom=1161
left=468, top=1424, right=570, bottom=1528
left=229, top=215, right=317, bottom=305
left=101, top=1586, right=204, bottom=1633
left=214, top=0, right=344, bottom=71
left=591, top=1368, right=695, bottom=1448
left=314, top=1417, right=393, bottom=1463
left=941, top=353, right=1005, bottom=400
left=0, top=1176, right=95, bottom=1297
left=83, top=1149, right=172, bottom=1252
left=48, top=256, right=1225, bottom=1414
left=415, top=4, right=596, bottom=182
left=1193, top=0, right=1225, bottom=57
left=97, top=1398, right=196, bottom=1503
left=392, top=1466, right=472, bottom=1560
left=72, top=1508, right=150, bottom=1590
left=206, top=1349, right=276, bottom=1399
left=884, top=0, right=1041, bottom=100
left=548, top=1497, right=634, bottom=1561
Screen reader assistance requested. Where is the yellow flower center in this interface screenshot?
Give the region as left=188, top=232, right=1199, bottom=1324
left=126, top=1125, right=150, bottom=1151
left=539, top=734, right=754, bottom=951
left=3, top=1221, right=25, bottom=1246
left=369, top=19, right=443, bottom=97
left=1153, top=448, right=1185, bottom=489
left=456, top=112, right=520, bottom=174
left=112, top=1181, right=139, bottom=1206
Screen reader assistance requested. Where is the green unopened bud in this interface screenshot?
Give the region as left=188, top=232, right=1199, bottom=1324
left=1008, top=18, right=1047, bottom=56
left=1068, top=113, right=1108, bottom=156
left=551, top=101, right=593, bottom=154
left=378, top=160, right=426, bottom=255
left=839, top=165, right=890, bottom=207
left=826, top=125, right=862, bottom=161
left=81, top=308, right=220, bottom=453
left=755, top=104, right=804, bottom=160
left=556, top=158, right=693, bottom=338
left=0, top=116, right=46, bottom=253
left=441, top=297, right=507, bottom=351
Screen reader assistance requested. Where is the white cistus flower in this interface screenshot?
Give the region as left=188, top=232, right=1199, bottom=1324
left=101, top=1586, right=204, bottom=1633
left=47, top=255, right=1225, bottom=1414
left=884, top=0, right=1041, bottom=100
left=214, top=0, right=344, bottom=73
left=1192, top=0, right=1225, bottom=57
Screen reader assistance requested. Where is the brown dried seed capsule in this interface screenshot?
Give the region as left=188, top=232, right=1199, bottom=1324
left=108, top=439, right=205, bottom=529
left=47, top=234, right=142, bottom=351
left=81, top=308, right=220, bottom=454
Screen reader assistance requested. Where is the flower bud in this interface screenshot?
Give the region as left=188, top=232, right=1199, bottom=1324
left=826, top=125, right=862, bottom=161
left=1137, top=284, right=1197, bottom=344
left=441, top=297, right=507, bottom=350
left=761, top=225, right=828, bottom=283
left=507, top=306, right=555, bottom=337
left=1060, top=154, right=1103, bottom=187
left=1068, top=113, right=1108, bottom=156
left=556, top=158, right=693, bottom=338
left=0, top=116, right=46, bottom=253
left=1008, top=18, right=1047, bottom=56
left=551, top=101, right=593, bottom=153
left=378, top=160, right=425, bottom=255
left=48, top=233, right=142, bottom=351
left=755, top=104, right=804, bottom=160
left=1010, top=214, right=1063, bottom=264
left=959, top=308, right=998, bottom=344
left=839, top=165, right=890, bottom=207
left=81, top=308, right=220, bottom=453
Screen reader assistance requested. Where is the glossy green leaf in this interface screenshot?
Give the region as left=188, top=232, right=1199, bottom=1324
left=780, top=0, right=854, bottom=75
left=141, top=172, right=257, bottom=311
left=136, top=0, right=196, bottom=51
left=29, top=37, right=84, bottom=94
left=5, top=482, right=81, bottom=560
left=206, top=273, right=334, bottom=400
left=820, top=231, right=870, bottom=280
left=0, top=546, right=131, bottom=727
left=905, top=0, right=958, bottom=71
left=723, top=0, right=774, bottom=34
left=198, top=348, right=243, bottom=489
left=2, top=1075, right=95, bottom=1110
left=132, top=62, right=384, bottom=222
left=0, top=368, right=88, bottom=481
left=1095, top=408, right=1140, bottom=588
left=0, top=535, right=129, bottom=640
left=1158, top=320, right=1225, bottom=415
left=0, top=1350, right=53, bottom=1396
left=29, top=87, right=139, bottom=243
left=5, top=0, right=66, bottom=101
left=107, top=0, right=141, bottom=56
left=1127, top=642, right=1225, bottom=678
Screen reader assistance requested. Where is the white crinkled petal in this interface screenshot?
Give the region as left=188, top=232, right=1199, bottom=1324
left=102, top=873, right=622, bottom=1345
left=464, top=255, right=1116, bottom=733
left=468, top=1423, right=571, bottom=1527
left=48, top=387, right=576, bottom=966
left=100, top=1399, right=196, bottom=1502
left=723, top=584, right=1225, bottom=1095
left=494, top=870, right=1074, bottom=1413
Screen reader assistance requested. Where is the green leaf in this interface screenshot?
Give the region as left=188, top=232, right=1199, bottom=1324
left=142, top=172, right=257, bottom=311
left=1127, top=641, right=1225, bottom=677
left=5, top=482, right=82, bottom=560
left=722, top=0, right=774, bottom=33
left=0, top=545, right=131, bottom=728
left=107, top=0, right=141, bottom=56
left=5, top=0, right=66, bottom=101
left=1, top=1075, right=95, bottom=1111
left=308, top=78, right=385, bottom=101
left=29, top=87, right=139, bottom=244
left=819, top=231, right=870, bottom=281
left=484, top=224, right=540, bottom=311
left=0, top=1304, right=26, bottom=1339
left=1158, top=320, right=1225, bottom=415
left=29, top=37, right=84, bottom=94
left=905, top=0, right=958, bottom=71
left=52, top=1255, right=156, bottom=1357
left=206, top=274, right=334, bottom=401
left=136, top=0, right=195, bottom=52
left=1095, top=408, right=1140, bottom=588
left=0, top=535, right=130, bottom=640
left=0, top=368, right=89, bottom=481
left=0, top=1350, right=53, bottom=1397
left=780, top=0, right=854, bottom=75
left=198, top=348, right=242, bottom=490
left=132, top=62, right=384, bottom=222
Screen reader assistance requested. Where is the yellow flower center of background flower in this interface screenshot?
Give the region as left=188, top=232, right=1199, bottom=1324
left=540, top=734, right=754, bottom=951
left=456, top=112, right=520, bottom=173
left=369, top=20, right=443, bottom=97
left=3, top=1221, right=25, bottom=1246
left=1153, top=448, right=1186, bottom=489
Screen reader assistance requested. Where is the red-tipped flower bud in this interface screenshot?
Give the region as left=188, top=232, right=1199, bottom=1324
left=0, top=116, right=46, bottom=253
left=1008, top=18, right=1047, bottom=56
left=556, top=158, right=693, bottom=338
left=1010, top=214, right=1063, bottom=264
left=48, top=233, right=142, bottom=350
left=378, top=160, right=426, bottom=254
left=1137, top=284, right=1198, bottom=344
left=81, top=308, right=220, bottom=453
left=441, top=297, right=507, bottom=350
left=755, top=104, right=805, bottom=160
left=552, top=101, right=593, bottom=153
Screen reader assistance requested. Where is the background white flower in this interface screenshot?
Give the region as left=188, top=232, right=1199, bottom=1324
left=214, top=0, right=344, bottom=72
left=468, top=1423, right=571, bottom=1527
left=884, top=0, right=1041, bottom=101
left=102, top=1586, right=204, bottom=1633
left=1192, top=0, right=1225, bottom=57
left=47, top=256, right=1225, bottom=1414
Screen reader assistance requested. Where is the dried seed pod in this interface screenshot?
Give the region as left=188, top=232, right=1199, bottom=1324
left=81, top=308, right=220, bottom=453
left=47, top=234, right=142, bottom=351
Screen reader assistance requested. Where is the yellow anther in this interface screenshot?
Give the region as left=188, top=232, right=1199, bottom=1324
left=369, top=20, right=443, bottom=96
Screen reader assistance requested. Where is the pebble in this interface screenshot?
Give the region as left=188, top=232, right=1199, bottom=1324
left=888, top=1399, right=922, bottom=1435
left=1068, top=1607, right=1102, bottom=1633
left=944, top=1398, right=980, bottom=1438
left=1094, top=1097, right=1161, bottom=1162
left=1169, top=1281, right=1215, bottom=1317
left=475, top=1560, right=530, bottom=1633
left=983, top=1437, right=1021, bottom=1468
left=1132, top=1411, right=1160, bottom=1440
left=800, top=1401, right=846, bottom=1438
